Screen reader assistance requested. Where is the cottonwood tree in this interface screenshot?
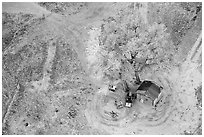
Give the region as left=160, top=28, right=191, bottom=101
left=98, top=8, right=176, bottom=84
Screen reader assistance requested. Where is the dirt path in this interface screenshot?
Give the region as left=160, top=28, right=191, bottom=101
left=2, top=2, right=201, bottom=135
left=2, top=2, right=51, bottom=16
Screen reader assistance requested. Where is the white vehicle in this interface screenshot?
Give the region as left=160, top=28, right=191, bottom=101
left=125, top=92, right=136, bottom=108
left=125, top=102, right=132, bottom=108
left=109, top=85, right=117, bottom=92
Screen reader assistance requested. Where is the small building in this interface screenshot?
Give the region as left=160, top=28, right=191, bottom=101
left=137, top=81, right=163, bottom=106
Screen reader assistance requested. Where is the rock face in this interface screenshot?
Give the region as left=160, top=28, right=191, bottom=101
left=2, top=2, right=202, bottom=135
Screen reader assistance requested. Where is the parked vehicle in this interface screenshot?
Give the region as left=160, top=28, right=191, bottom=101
left=124, top=80, right=163, bottom=108
left=125, top=92, right=136, bottom=108
left=109, top=75, right=163, bottom=108
left=109, top=85, right=117, bottom=92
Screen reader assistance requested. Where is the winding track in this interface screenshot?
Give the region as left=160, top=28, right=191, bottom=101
left=3, top=2, right=202, bottom=135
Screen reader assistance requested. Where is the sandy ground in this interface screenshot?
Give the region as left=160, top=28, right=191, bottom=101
left=2, top=2, right=51, bottom=16
left=2, top=2, right=202, bottom=135
left=85, top=31, right=202, bottom=134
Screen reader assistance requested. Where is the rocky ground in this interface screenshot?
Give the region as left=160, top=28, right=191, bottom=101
left=2, top=2, right=202, bottom=135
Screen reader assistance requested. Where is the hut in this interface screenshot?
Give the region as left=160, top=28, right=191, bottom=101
left=137, top=81, right=163, bottom=106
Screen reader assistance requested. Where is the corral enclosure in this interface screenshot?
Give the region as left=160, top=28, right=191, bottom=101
left=2, top=2, right=202, bottom=135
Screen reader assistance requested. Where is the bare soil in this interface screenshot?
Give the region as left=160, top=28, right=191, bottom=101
left=2, top=2, right=202, bottom=135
